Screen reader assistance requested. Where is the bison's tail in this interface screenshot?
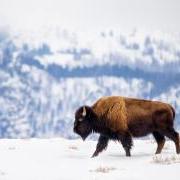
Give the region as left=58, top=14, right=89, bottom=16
left=170, top=105, right=176, bottom=120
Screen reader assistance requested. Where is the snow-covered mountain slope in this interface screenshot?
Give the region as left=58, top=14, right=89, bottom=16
left=0, top=28, right=180, bottom=138
left=0, top=138, right=179, bottom=180
left=10, top=28, right=180, bottom=73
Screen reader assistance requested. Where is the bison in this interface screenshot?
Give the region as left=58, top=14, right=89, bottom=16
left=73, top=96, right=180, bottom=157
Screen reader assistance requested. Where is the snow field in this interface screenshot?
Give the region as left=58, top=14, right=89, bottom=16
left=0, top=138, right=179, bottom=180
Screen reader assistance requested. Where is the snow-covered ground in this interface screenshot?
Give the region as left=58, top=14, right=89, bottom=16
left=0, top=138, right=179, bottom=180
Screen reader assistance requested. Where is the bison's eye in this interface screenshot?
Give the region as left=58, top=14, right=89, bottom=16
left=79, top=118, right=83, bottom=122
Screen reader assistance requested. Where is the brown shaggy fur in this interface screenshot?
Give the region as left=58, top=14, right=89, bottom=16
left=73, top=96, right=180, bottom=157
left=92, top=96, right=127, bottom=132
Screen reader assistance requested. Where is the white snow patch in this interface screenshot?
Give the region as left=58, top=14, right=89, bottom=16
left=152, top=154, right=180, bottom=165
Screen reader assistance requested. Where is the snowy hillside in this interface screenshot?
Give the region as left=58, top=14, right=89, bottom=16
left=0, top=138, right=179, bottom=180
left=0, top=28, right=180, bottom=138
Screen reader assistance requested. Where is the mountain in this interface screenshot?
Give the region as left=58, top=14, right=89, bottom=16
left=0, top=28, right=180, bottom=138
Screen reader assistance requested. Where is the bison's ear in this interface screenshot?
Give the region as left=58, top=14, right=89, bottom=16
left=82, top=106, right=86, bottom=117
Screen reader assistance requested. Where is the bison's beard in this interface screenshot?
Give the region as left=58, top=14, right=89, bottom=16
left=74, top=125, right=92, bottom=141
left=80, top=132, right=89, bottom=141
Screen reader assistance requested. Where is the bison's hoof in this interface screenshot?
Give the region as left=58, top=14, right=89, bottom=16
left=155, top=151, right=161, bottom=154
left=91, top=153, right=98, bottom=158
left=126, top=153, right=131, bottom=157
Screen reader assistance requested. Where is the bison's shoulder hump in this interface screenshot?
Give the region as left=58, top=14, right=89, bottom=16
left=93, top=96, right=128, bottom=132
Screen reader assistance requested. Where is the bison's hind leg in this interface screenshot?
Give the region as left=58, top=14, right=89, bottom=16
left=119, top=132, right=133, bottom=157
left=153, top=131, right=165, bottom=154
left=163, top=128, right=180, bottom=154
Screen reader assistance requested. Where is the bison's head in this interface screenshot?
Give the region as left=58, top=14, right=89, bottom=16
left=73, top=106, right=94, bottom=140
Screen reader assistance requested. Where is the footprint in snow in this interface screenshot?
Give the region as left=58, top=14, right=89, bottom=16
left=89, top=166, right=116, bottom=173
left=68, top=145, right=78, bottom=150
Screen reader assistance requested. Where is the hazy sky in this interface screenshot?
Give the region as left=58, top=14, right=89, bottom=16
left=0, top=0, right=180, bottom=33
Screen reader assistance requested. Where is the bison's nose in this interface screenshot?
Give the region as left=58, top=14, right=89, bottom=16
left=73, top=126, right=76, bottom=132
left=73, top=123, right=77, bottom=132
left=74, top=122, right=77, bottom=128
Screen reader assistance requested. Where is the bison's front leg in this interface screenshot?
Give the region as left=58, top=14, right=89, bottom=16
left=119, top=132, right=133, bottom=157
left=92, top=135, right=109, bottom=158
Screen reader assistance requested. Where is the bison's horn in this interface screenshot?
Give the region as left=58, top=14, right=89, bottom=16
left=82, top=106, right=86, bottom=117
